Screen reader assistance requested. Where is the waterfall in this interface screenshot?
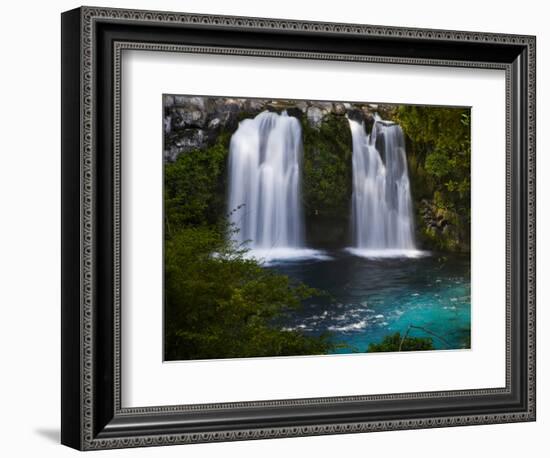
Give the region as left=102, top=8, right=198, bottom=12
left=228, top=110, right=314, bottom=260
left=348, top=115, right=419, bottom=257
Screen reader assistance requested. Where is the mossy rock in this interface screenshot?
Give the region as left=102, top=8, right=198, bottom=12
left=301, top=113, right=353, bottom=246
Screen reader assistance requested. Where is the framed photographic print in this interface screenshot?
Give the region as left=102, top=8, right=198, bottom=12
left=61, top=6, right=536, bottom=450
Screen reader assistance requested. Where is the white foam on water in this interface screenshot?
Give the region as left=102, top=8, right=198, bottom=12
left=243, top=247, right=332, bottom=264
left=345, top=247, right=430, bottom=259
left=328, top=319, right=368, bottom=332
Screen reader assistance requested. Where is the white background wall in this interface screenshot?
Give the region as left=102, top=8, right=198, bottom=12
left=0, top=0, right=545, bottom=456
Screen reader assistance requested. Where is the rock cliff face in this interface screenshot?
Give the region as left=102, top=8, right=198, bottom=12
left=417, top=199, right=470, bottom=253
left=163, top=95, right=396, bottom=162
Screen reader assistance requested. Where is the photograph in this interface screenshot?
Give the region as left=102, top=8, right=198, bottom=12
left=163, top=95, right=471, bottom=361
left=56, top=2, right=537, bottom=452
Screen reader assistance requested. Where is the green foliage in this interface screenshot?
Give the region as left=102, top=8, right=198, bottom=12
left=161, top=103, right=472, bottom=361
left=367, top=332, right=434, bottom=353
left=164, top=225, right=333, bottom=360
left=396, top=106, right=470, bottom=207
left=163, top=128, right=334, bottom=360
left=395, top=106, right=471, bottom=251
left=302, top=114, right=353, bottom=219
left=164, top=131, right=231, bottom=234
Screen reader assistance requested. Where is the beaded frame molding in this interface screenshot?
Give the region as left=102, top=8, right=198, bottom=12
left=61, top=6, right=536, bottom=451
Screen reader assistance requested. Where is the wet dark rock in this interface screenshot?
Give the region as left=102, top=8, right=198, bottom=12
left=346, top=108, right=364, bottom=123
left=334, top=103, right=346, bottom=115
left=164, top=95, right=175, bottom=108
left=171, top=107, right=207, bottom=129
left=362, top=113, right=375, bottom=132
left=164, top=129, right=209, bottom=162
left=310, top=101, right=334, bottom=113
left=208, top=118, right=221, bottom=130
left=306, top=106, right=323, bottom=129
left=417, top=198, right=468, bottom=252
left=375, top=133, right=387, bottom=165
left=164, top=116, right=172, bottom=134
left=295, top=101, right=309, bottom=113
left=244, top=99, right=267, bottom=113
left=285, top=106, right=303, bottom=120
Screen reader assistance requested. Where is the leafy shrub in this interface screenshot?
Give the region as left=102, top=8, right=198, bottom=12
left=367, top=332, right=434, bottom=352
left=302, top=113, right=352, bottom=220
left=163, top=131, right=333, bottom=360
left=164, top=225, right=333, bottom=360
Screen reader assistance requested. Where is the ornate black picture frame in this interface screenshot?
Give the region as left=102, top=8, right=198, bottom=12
left=61, top=6, right=536, bottom=450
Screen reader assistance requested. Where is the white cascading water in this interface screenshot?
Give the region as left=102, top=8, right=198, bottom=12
left=348, top=114, right=419, bottom=257
left=228, top=111, right=322, bottom=261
